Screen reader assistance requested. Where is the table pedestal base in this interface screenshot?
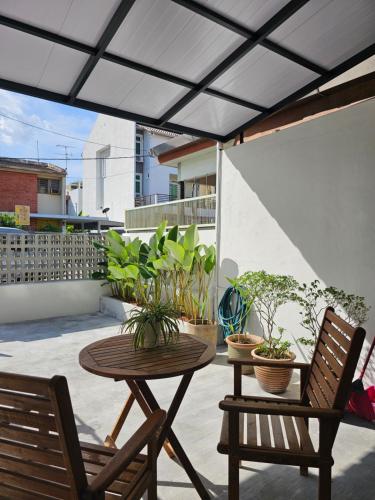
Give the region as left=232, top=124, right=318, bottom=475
left=105, top=374, right=210, bottom=500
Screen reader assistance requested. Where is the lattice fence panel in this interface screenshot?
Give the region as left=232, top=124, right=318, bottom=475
left=0, top=233, right=106, bottom=285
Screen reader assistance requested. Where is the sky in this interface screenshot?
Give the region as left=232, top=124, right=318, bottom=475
left=0, top=89, right=98, bottom=182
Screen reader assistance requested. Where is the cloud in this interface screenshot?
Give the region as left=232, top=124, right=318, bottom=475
left=0, top=89, right=97, bottom=179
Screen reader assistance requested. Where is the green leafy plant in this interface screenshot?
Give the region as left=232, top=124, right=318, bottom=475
left=230, top=271, right=298, bottom=358
left=121, top=301, right=180, bottom=349
left=0, top=213, right=19, bottom=228
left=92, top=223, right=217, bottom=324
left=294, top=280, right=370, bottom=350
left=93, top=230, right=155, bottom=302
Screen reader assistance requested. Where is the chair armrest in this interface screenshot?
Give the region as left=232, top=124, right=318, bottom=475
left=219, top=398, right=343, bottom=419
left=224, top=394, right=302, bottom=405
left=228, top=357, right=310, bottom=370
left=86, top=409, right=166, bottom=495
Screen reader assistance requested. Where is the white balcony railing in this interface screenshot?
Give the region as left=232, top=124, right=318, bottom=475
left=125, top=194, right=216, bottom=230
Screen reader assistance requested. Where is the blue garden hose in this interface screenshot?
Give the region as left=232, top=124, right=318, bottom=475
left=218, top=287, right=248, bottom=339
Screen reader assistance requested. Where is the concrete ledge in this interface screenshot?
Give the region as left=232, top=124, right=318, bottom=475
left=0, top=280, right=110, bottom=324
left=100, top=296, right=139, bottom=321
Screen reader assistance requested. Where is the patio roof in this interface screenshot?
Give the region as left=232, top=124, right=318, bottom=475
left=0, top=0, right=374, bottom=142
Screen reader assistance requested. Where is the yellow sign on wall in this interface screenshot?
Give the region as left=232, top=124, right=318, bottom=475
left=15, top=205, right=30, bottom=226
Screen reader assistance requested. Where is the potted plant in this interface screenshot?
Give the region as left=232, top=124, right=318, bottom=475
left=185, top=243, right=218, bottom=347
left=121, top=301, right=180, bottom=349
left=294, top=280, right=370, bottom=356
left=223, top=283, right=263, bottom=374
left=232, top=271, right=298, bottom=393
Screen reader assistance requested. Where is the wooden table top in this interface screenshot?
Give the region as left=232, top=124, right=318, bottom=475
left=79, top=333, right=216, bottom=380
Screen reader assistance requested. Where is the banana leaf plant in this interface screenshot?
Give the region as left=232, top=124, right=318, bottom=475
left=92, top=230, right=155, bottom=303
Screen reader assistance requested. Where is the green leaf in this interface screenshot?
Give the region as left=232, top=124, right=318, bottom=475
left=158, top=235, right=165, bottom=253
left=124, top=264, right=139, bottom=280
left=139, top=243, right=150, bottom=264
left=108, top=265, right=129, bottom=280
left=182, top=251, right=193, bottom=271
left=164, top=240, right=184, bottom=265
left=167, top=225, right=178, bottom=242
left=183, top=224, right=198, bottom=251
left=155, top=220, right=168, bottom=241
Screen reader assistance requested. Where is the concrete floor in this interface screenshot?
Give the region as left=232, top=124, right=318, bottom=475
left=0, top=313, right=373, bottom=499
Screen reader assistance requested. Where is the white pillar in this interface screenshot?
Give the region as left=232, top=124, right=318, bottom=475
left=214, top=141, right=223, bottom=323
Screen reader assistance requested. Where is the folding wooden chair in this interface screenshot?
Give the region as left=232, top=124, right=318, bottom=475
left=218, top=307, right=366, bottom=499
left=0, top=371, right=165, bottom=499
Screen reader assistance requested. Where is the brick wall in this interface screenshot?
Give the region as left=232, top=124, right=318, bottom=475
left=0, top=171, right=38, bottom=212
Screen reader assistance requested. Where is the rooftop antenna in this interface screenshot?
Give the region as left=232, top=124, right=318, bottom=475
left=56, top=144, right=75, bottom=171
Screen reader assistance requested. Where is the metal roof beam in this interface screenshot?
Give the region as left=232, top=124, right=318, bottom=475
left=223, top=42, right=375, bottom=141
left=158, top=0, right=311, bottom=125
left=67, top=0, right=136, bottom=103
left=170, top=0, right=326, bottom=75
left=0, top=77, right=225, bottom=142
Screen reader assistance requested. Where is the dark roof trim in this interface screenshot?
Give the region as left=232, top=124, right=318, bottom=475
left=158, top=138, right=216, bottom=164
left=157, top=70, right=375, bottom=160
left=223, top=42, right=375, bottom=141
left=236, top=70, right=375, bottom=144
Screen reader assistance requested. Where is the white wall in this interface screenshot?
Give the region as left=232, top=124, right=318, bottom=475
left=37, top=193, right=63, bottom=214
left=142, top=132, right=177, bottom=196
left=220, top=99, right=375, bottom=373
left=83, top=115, right=136, bottom=222
left=178, top=149, right=216, bottom=182
left=0, top=280, right=110, bottom=324
left=67, top=187, right=83, bottom=216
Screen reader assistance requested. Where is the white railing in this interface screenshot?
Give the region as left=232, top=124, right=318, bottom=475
left=0, top=233, right=105, bottom=285
left=125, top=194, right=216, bottom=230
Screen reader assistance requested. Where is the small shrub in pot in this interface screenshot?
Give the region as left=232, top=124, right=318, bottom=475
left=232, top=270, right=298, bottom=393
left=121, top=301, right=180, bottom=349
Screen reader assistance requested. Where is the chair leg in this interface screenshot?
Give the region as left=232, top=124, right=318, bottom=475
left=228, top=456, right=240, bottom=500
left=300, top=466, right=308, bottom=476
left=318, top=465, right=331, bottom=500
left=148, top=478, right=157, bottom=500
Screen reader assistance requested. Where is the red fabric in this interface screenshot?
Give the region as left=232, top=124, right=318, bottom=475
left=347, top=386, right=375, bottom=421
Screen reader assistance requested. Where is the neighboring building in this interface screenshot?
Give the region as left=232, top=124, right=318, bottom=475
left=66, top=181, right=83, bottom=216
left=82, top=115, right=178, bottom=222
left=0, top=158, right=66, bottom=230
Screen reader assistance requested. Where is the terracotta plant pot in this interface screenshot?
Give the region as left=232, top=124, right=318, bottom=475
left=226, top=334, right=264, bottom=374
left=252, top=348, right=296, bottom=394
left=186, top=319, right=217, bottom=347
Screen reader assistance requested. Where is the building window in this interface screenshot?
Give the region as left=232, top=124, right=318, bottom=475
left=135, top=134, right=143, bottom=162
left=135, top=173, right=142, bottom=197
left=169, top=174, right=178, bottom=200
left=38, top=178, right=61, bottom=195
left=96, top=147, right=110, bottom=209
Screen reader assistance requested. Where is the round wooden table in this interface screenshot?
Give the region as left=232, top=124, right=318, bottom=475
left=79, top=333, right=215, bottom=500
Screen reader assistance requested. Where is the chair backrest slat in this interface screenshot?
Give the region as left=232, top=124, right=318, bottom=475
left=304, top=308, right=366, bottom=410
left=0, top=372, right=87, bottom=499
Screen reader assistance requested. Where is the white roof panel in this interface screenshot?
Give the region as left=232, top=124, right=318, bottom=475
left=107, top=0, right=245, bottom=83
left=197, top=0, right=291, bottom=32
left=212, top=46, right=318, bottom=108
left=0, top=0, right=121, bottom=46
left=172, top=93, right=260, bottom=136
left=0, top=25, right=88, bottom=93
left=78, top=59, right=188, bottom=119
left=270, top=0, right=375, bottom=69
